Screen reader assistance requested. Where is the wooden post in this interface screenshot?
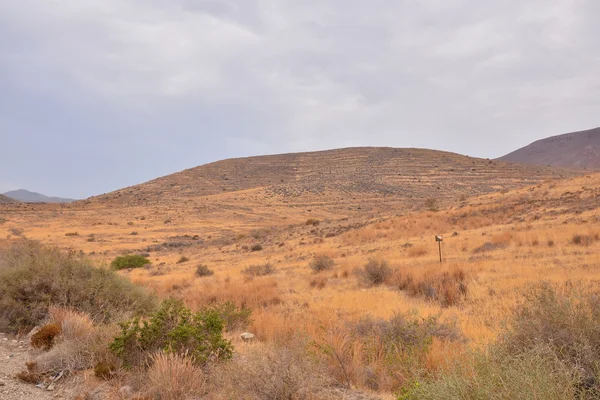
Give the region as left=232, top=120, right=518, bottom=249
left=435, top=235, right=443, bottom=264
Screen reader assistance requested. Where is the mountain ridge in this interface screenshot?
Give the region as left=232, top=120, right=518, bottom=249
left=3, top=189, right=76, bottom=204
left=498, top=127, right=600, bottom=169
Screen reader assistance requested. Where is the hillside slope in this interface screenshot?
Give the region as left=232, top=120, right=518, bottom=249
left=498, top=127, right=600, bottom=169
left=88, top=147, right=576, bottom=207
left=0, top=194, right=16, bottom=204
left=3, top=189, right=76, bottom=203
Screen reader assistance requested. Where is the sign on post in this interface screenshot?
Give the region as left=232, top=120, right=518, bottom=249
left=435, top=235, right=443, bottom=263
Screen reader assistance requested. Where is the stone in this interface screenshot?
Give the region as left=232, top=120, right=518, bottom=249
left=119, top=385, right=134, bottom=397
left=240, top=332, right=256, bottom=342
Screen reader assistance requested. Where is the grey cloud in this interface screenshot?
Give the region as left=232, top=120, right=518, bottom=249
left=0, top=0, right=598, bottom=197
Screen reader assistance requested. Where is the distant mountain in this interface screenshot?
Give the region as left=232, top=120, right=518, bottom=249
left=498, top=127, right=600, bottom=170
left=3, top=189, right=76, bottom=203
left=0, top=194, right=17, bottom=204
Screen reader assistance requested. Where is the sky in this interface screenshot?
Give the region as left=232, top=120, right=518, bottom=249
left=1, top=0, right=599, bottom=199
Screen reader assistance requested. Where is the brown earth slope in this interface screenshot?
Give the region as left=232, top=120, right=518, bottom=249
left=0, top=194, right=16, bottom=204
left=87, top=147, right=576, bottom=208
left=498, top=127, right=600, bottom=170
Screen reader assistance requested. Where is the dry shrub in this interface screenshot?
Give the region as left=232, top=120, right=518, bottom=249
left=310, top=255, right=334, bottom=272
left=310, top=276, right=328, bottom=289
left=316, top=313, right=462, bottom=392
left=35, top=311, right=118, bottom=376
left=242, top=263, right=275, bottom=277
left=571, top=233, right=598, bottom=247
left=48, top=306, right=95, bottom=340
left=408, top=246, right=428, bottom=257
left=31, top=323, right=62, bottom=350
left=212, top=340, right=331, bottom=400
left=0, top=240, right=156, bottom=333
left=403, top=347, right=576, bottom=400
left=146, top=352, right=206, bottom=400
left=392, top=268, right=469, bottom=307
left=472, top=241, right=508, bottom=254
left=359, top=259, right=392, bottom=286
left=500, top=282, right=600, bottom=394
left=17, top=362, right=42, bottom=384
left=195, top=264, right=214, bottom=277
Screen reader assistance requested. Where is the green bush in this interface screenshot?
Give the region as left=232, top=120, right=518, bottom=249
left=111, top=254, right=151, bottom=270
left=0, top=241, right=156, bottom=333
left=203, top=301, right=252, bottom=332
left=110, top=299, right=233, bottom=367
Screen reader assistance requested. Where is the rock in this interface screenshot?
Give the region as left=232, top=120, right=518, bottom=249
left=47, top=383, right=55, bottom=391
left=240, top=332, right=256, bottom=342
left=119, top=385, right=134, bottom=397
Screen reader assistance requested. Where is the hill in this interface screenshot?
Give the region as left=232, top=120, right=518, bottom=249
left=3, top=189, right=76, bottom=203
left=88, top=147, right=576, bottom=208
left=0, top=194, right=16, bottom=204
left=498, top=127, right=600, bottom=169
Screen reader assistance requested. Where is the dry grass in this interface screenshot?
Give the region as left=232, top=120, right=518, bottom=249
left=2, top=172, right=600, bottom=397
left=146, top=352, right=206, bottom=400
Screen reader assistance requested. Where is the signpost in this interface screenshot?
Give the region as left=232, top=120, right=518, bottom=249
left=435, top=235, right=443, bottom=264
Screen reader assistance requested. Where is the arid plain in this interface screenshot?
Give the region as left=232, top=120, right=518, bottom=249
left=1, top=147, right=599, bottom=398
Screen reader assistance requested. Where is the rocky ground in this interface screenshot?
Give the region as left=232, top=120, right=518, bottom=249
left=0, top=332, right=54, bottom=400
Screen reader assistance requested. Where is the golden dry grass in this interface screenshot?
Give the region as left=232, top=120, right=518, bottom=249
left=1, top=172, right=600, bottom=396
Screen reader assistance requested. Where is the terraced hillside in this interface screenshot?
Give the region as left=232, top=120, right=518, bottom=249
left=88, top=147, right=576, bottom=208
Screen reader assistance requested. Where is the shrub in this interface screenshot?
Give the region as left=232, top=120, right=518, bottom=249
left=146, top=352, right=206, bottom=400
left=251, top=244, right=264, bottom=252
left=393, top=268, right=469, bottom=307
left=65, top=232, right=79, bottom=237
left=499, top=282, right=600, bottom=392
left=318, top=313, right=461, bottom=392
left=94, top=361, right=117, bottom=380
left=310, top=276, right=328, bottom=289
left=31, top=323, right=62, bottom=350
left=360, top=259, right=392, bottom=286
left=110, top=299, right=233, bottom=367
left=571, top=234, right=596, bottom=246
left=176, top=256, right=189, bottom=264
left=310, top=255, right=334, bottom=272
left=242, top=263, right=275, bottom=277
left=0, top=241, right=156, bottom=333
left=214, top=340, right=331, bottom=400
left=305, top=219, right=320, bottom=226
left=111, top=254, right=151, bottom=270
left=202, top=301, right=252, bottom=332
left=425, top=198, right=438, bottom=212
left=195, top=264, right=214, bottom=277
left=34, top=310, right=119, bottom=376
left=401, top=347, right=576, bottom=400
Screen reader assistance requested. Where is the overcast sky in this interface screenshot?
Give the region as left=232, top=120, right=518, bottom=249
left=1, top=0, right=598, bottom=199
